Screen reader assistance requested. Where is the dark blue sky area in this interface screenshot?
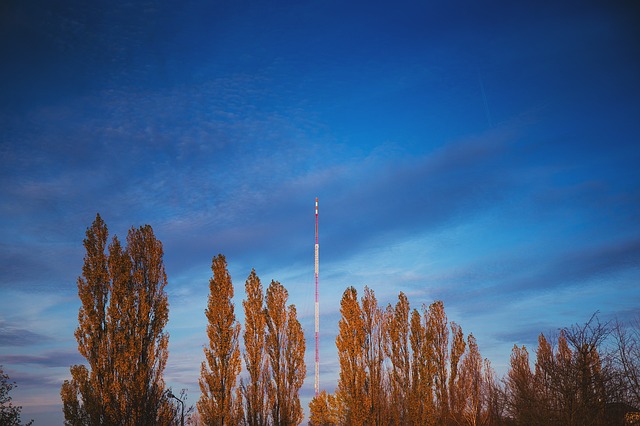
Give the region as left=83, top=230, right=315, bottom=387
left=1, top=1, right=639, bottom=423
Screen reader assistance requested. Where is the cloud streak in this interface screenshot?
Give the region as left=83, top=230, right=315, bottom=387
left=0, top=322, right=50, bottom=347
left=1, top=350, right=84, bottom=368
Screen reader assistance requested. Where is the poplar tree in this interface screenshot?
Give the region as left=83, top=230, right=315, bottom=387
left=427, top=300, right=450, bottom=425
left=386, top=292, right=411, bottom=424
left=448, top=322, right=466, bottom=423
left=534, top=333, right=556, bottom=423
left=242, top=269, right=268, bottom=426
left=198, top=254, right=242, bottom=425
left=61, top=214, right=172, bottom=425
left=283, top=304, right=306, bottom=424
left=361, top=287, right=387, bottom=424
left=264, top=280, right=306, bottom=426
left=409, top=307, right=435, bottom=425
left=505, top=345, right=534, bottom=425
left=459, top=334, right=483, bottom=426
left=335, top=286, right=368, bottom=425
left=555, top=332, right=576, bottom=425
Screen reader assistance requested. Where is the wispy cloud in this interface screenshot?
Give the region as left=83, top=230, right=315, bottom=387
left=0, top=321, right=50, bottom=347
left=1, top=350, right=84, bottom=368
left=510, top=237, right=640, bottom=293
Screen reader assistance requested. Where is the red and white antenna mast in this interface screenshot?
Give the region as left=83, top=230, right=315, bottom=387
left=314, top=197, right=320, bottom=397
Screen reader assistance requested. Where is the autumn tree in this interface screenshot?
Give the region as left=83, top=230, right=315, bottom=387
left=241, top=269, right=269, bottom=426
left=385, top=292, right=411, bottom=424
left=309, top=390, right=339, bottom=426
left=409, top=307, right=436, bottom=425
left=505, top=344, right=535, bottom=425
left=427, top=300, right=450, bottom=425
left=60, top=366, right=89, bottom=426
left=533, top=333, right=559, bottom=425
left=198, top=254, right=242, bottom=425
left=335, top=286, right=368, bottom=425
left=458, top=334, right=484, bottom=426
left=61, top=214, right=172, bottom=425
left=264, top=280, right=306, bottom=426
left=361, top=286, right=387, bottom=424
left=532, top=328, right=605, bottom=426
left=448, top=322, right=466, bottom=424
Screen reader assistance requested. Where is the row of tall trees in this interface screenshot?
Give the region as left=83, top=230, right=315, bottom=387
left=310, top=286, right=500, bottom=426
left=61, top=215, right=306, bottom=426
left=61, top=215, right=639, bottom=425
left=311, top=287, right=640, bottom=426
left=197, top=256, right=306, bottom=426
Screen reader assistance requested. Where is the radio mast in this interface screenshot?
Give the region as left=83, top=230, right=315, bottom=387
left=314, top=197, right=319, bottom=397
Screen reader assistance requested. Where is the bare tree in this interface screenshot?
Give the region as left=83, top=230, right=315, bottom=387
left=1, top=366, right=33, bottom=426
left=562, top=313, right=610, bottom=425
left=613, top=316, right=640, bottom=408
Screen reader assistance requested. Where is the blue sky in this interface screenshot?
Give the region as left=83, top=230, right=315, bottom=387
left=1, top=0, right=639, bottom=423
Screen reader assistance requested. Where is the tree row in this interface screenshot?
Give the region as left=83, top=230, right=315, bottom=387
left=310, top=287, right=640, bottom=426
left=60, top=215, right=640, bottom=425
left=61, top=215, right=305, bottom=425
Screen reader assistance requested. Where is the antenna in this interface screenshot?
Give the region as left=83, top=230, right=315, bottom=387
left=314, top=197, right=319, bottom=397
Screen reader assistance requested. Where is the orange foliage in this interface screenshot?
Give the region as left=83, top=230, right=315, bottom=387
left=197, top=254, right=242, bottom=425
left=61, top=214, right=172, bottom=425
